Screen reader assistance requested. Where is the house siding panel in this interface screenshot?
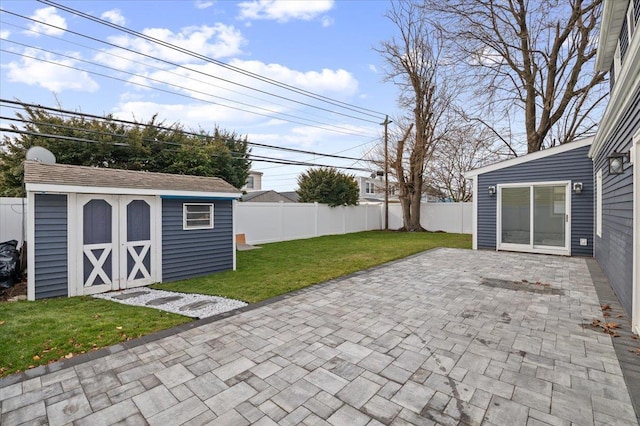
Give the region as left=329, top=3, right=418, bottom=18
left=162, top=198, right=233, bottom=282
left=34, top=194, right=68, bottom=299
left=593, top=84, right=640, bottom=315
left=477, top=145, right=593, bottom=256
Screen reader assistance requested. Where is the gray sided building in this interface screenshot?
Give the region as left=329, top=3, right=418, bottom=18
left=465, top=137, right=594, bottom=258
left=24, top=161, right=241, bottom=300
left=590, top=0, right=640, bottom=332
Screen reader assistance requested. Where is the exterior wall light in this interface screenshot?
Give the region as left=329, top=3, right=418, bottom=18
left=487, top=186, right=496, bottom=195
left=608, top=151, right=630, bottom=175
left=572, top=182, right=583, bottom=194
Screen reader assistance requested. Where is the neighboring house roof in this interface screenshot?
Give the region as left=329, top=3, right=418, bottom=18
left=24, top=161, right=241, bottom=197
left=465, top=137, right=594, bottom=178
left=280, top=191, right=299, bottom=202
left=240, top=190, right=296, bottom=202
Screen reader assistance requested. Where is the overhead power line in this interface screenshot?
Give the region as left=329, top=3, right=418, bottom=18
left=37, top=0, right=386, bottom=120
left=0, top=127, right=373, bottom=173
left=0, top=99, right=374, bottom=163
left=0, top=47, right=369, bottom=137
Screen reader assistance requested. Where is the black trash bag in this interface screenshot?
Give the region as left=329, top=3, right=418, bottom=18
left=0, top=240, right=21, bottom=289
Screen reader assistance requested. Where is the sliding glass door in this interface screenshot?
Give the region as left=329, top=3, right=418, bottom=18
left=498, top=182, right=570, bottom=255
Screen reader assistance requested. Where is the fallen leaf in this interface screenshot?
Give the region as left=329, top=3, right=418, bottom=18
left=603, top=312, right=610, bottom=317
left=616, top=314, right=624, bottom=318
left=64, top=353, right=73, bottom=359
left=603, top=322, right=619, bottom=329
left=0, top=320, right=5, bottom=326
left=521, top=279, right=528, bottom=283
left=591, top=319, right=601, bottom=327
left=601, top=304, right=611, bottom=311
left=116, top=326, right=123, bottom=330
left=32, top=355, right=40, bottom=361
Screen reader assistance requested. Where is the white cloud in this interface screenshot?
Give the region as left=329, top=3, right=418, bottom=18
left=0, top=29, right=10, bottom=39
left=195, top=0, right=215, bottom=9
left=321, top=16, right=334, bottom=27
left=237, top=0, right=334, bottom=23
left=5, top=48, right=99, bottom=92
left=101, top=9, right=126, bottom=26
left=95, top=24, right=245, bottom=70
left=229, top=59, right=358, bottom=95
left=26, top=7, right=67, bottom=37
left=368, top=64, right=377, bottom=73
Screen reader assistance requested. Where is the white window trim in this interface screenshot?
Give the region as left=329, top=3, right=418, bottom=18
left=183, top=203, right=214, bottom=230
left=365, top=181, right=375, bottom=194
left=632, top=127, right=640, bottom=334
left=596, top=169, right=603, bottom=238
left=496, top=181, right=571, bottom=256
left=627, top=1, right=636, bottom=42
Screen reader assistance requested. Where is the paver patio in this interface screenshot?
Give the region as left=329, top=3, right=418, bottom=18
left=1, top=248, right=638, bottom=425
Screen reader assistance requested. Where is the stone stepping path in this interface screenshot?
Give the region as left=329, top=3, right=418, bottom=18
left=93, top=288, right=246, bottom=318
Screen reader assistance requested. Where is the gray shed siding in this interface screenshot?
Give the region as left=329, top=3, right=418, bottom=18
left=477, top=145, right=594, bottom=256
left=162, top=198, right=234, bottom=282
left=34, top=194, right=68, bottom=299
left=592, top=85, right=639, bottom=315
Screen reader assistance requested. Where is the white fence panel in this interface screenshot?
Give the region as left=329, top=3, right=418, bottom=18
left=388, top=202, right=472, bottom=234
left=422, top=203, right=472, bottom=234
left=0, top=198, right=27, bottom=245
left=1, top=198, right=470, bottom=248
left=282, top=203, right=317, bottom=241
left=234, top=203, right=284, bottom=244
left=316, top=204, right=347, bottom=236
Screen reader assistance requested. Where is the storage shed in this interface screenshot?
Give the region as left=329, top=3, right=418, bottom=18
left=24, top=161, right=242, bottom=301
left=465, top=137, right=594, bottom=257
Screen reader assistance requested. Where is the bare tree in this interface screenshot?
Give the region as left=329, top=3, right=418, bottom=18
left=376, top=0, right=456, bottom=231
left=424, top=0, right=607, bottom=153
left=427, top=125, right=502, bottom=202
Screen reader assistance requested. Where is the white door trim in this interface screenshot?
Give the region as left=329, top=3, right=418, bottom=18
left=77, top=194, right=119, bottom=295
left=632, top=128, right=640, bottom=334
left=119, top=195, right=157, bottom=288
left=496, top=181, right=572, bottom=256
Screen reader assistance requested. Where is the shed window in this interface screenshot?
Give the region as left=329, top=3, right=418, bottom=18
left=246, top=176, right=254, bottom=189
left=183, top=203, right=214, bottom=230
left=596, top=169, right=602, bottom=238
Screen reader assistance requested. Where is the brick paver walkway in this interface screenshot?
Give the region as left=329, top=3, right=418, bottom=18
left=1, top=248, right=638, bottom=425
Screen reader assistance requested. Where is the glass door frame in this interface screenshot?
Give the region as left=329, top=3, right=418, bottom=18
left=496, top=181, right=571, bottom=256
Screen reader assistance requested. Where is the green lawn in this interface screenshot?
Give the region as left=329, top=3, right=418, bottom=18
left=0, top=298, right=190, bottom=377
left=155, top=231, right=471, bottom=302
left=0, top=231, right=470, bottom=377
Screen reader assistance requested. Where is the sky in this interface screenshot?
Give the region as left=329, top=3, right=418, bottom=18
left=0, top=0, right=400, bottom=191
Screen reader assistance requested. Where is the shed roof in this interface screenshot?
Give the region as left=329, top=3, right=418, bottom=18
left=24, top=161, right=241, bottom=197
left=465, top=137, right=593, bottom=178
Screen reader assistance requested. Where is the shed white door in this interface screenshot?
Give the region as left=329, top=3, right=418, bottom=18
left=78, top=195, right=157, bottom=295
left=497, top=182, right=571, bottom=255
left=119, top=196, right=156, bottom=288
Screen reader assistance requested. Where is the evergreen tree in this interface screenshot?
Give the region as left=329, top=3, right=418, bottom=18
left=296, top=167, right=359, bottom=207
left=0, top=104, right=251, bottom=196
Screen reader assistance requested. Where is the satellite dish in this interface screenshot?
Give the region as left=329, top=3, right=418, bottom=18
left=26, top=146, right=56, bottom=164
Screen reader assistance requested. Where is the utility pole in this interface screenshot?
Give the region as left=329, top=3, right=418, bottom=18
left=381, top=115, right=391, bottom=230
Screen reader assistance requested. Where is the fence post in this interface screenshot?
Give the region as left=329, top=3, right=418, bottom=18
left=365, top=203, right=368, bottom=230
left=279, top=201, right=285, bottom=241
left=315, top=202, right=319, bottom=236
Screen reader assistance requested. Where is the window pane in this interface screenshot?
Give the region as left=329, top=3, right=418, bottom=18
left=184, top=204, right=213, bottom=229
left=501, top=187, right=530, bottom=244
left=533, top=186, right=565, bottom=247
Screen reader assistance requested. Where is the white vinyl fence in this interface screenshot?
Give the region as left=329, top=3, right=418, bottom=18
left=0, top=198, right=27, bottom=245
left=235, top=202, right=382, bottom=244
left=0, top=198, right=471, bottom=247
left=388, top=202, right=472, bottom=234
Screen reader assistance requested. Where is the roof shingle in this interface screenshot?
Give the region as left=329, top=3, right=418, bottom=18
left=24, top=161, right=240, bottom=194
